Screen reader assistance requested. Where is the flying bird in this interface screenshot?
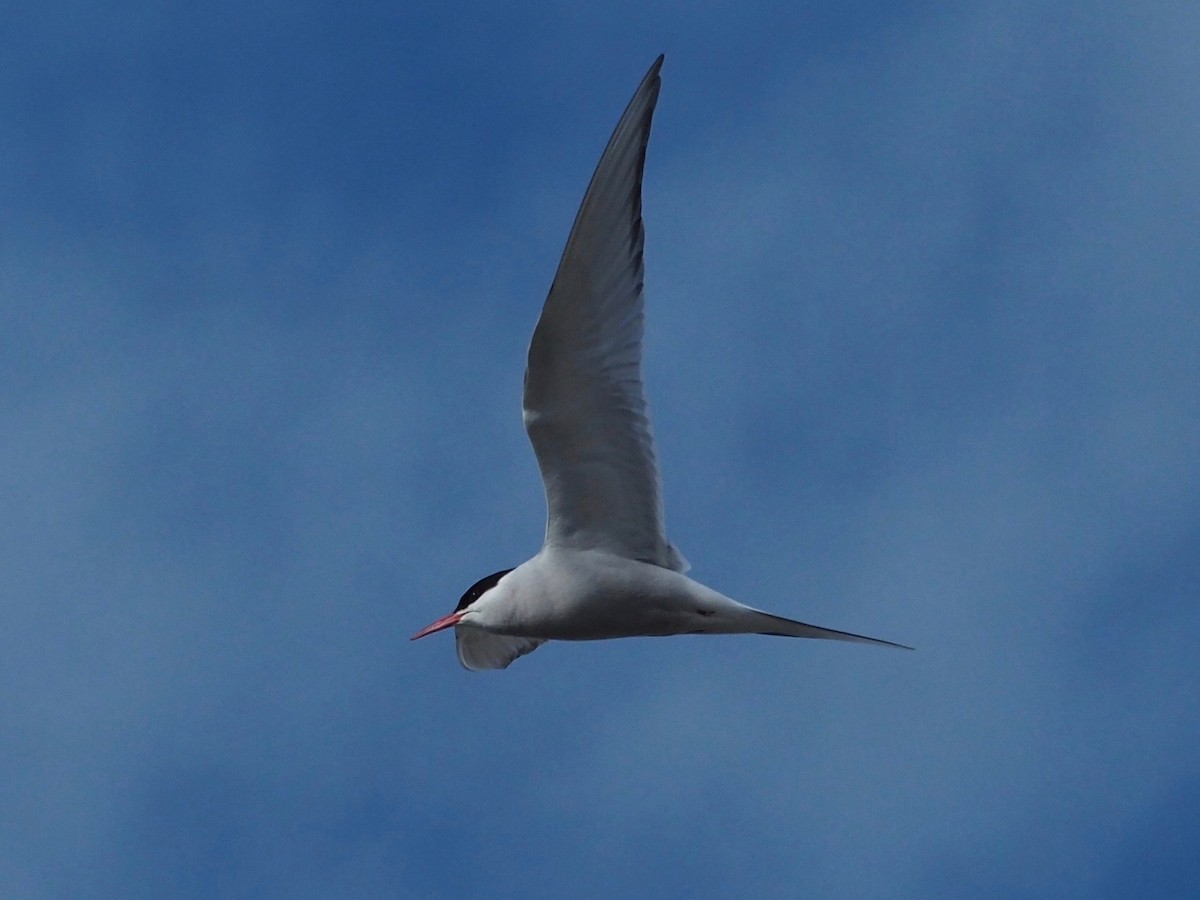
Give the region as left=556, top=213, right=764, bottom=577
left=413, top=56, right=911, bottom=669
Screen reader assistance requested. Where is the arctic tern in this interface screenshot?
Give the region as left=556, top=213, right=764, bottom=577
left=413, top=55, right=911, bottom=669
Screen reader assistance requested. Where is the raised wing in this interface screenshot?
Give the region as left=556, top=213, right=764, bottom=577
left=522, top=55, right=687, bottom=572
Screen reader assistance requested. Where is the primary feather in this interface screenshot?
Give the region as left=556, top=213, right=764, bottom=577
left=523, top=55, right=688, bottom=574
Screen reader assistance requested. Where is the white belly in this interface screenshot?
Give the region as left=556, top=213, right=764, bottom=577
left=498, top=547, right=733, bottom=640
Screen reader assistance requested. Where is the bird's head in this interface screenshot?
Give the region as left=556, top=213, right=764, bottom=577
left=410, top=568, right=515, bottom=640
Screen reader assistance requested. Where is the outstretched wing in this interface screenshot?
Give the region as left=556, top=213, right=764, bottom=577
left=522, top=55, right=687, bottom=573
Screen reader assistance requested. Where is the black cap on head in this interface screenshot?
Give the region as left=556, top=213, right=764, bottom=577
left=456, top=568, right=514, bottom=612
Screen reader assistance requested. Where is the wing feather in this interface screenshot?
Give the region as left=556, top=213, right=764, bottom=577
left=455, top=627, right=545, bottom=671
left=522, top=56, right=687, bottom=572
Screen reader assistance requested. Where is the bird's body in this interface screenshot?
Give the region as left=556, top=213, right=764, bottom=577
left=472, top=548, right=747, bottom=640
left=432, top=547, right=905, bottom=670
left=412, top=56, right=910, bottom=669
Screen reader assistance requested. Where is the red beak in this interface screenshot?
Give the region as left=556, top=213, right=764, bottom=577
left=410, top=610, right=464, bottom=641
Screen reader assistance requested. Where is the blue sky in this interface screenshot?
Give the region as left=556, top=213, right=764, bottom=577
left=3, top=2, right=1198, bottom=897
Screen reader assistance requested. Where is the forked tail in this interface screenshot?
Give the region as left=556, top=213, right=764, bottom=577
left=749, top=609, right=913, bottom=650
